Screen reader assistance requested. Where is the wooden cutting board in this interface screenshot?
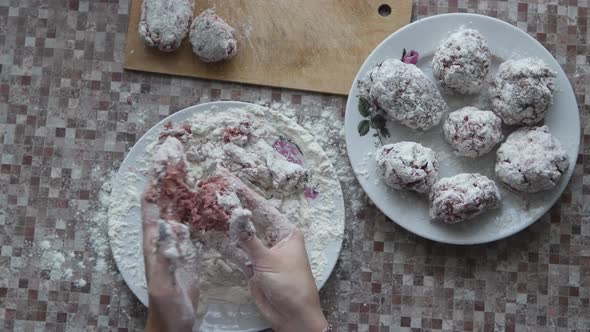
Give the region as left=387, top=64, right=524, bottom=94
left=124, top=0, right=413, bottom=95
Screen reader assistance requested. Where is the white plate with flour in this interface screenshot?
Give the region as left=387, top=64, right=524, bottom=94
left=108, top=101, right=345, bottom=331
left=344, top=13, right=579, bottom=245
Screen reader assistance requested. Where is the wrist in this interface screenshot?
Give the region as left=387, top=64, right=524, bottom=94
left=146, top=305, right=195, bottom=332
left=146, top=310, right=163, bottom=332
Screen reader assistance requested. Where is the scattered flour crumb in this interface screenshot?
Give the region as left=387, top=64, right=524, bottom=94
left=74, top=279, right=87, bottom=288
left=81, top=169, right=120, bottom=273
left=63, top=268, right=73, bottom=279
left=39, top=247, right=67, bottom=279
left=39, top=240, right=51, bottom=250
left=95, top=258, right=106, bottom=271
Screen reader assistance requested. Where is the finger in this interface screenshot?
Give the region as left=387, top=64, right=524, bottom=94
left=237, top=229, right=269, bottom=262
left=141, top=193, right=160, bottom=224
left=152, top=136, right=185, bottom=168
left=167, top=220, right=191, bottom=247
left=167, top=220, right=201, bottom=278
left=228, top=208, right=255, bottom=243
left=176, top=266, right=200, bottom=309
left=271, top=228, right=305, bottom=251
left=145, top=220, right=179, bottom=290
left=232, top=180, right=262, bottom=210
left=214, top=167, right=295, bottom=246
left=214, top=166, right=264, bottom=211
left=245, top=210, right=292, bottom=246
left=141, top=199, right=161, bottom=255
left=234, top=185, right=295, bottom=246
left=143, top=179, right=160, bottom=204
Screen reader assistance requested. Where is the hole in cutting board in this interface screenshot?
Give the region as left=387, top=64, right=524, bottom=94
left=378, top=4, right=392, bottom=17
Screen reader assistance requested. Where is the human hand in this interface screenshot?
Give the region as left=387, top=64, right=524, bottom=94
left=239, top=230, right=328, bottom=332
left=143, top=137, right=200, bottom=331
left=216, top=169, right=328, bottom=331
left=142, top=197, right=200, bottom=332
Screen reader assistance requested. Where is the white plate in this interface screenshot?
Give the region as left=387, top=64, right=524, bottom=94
left=108, top=101, right=345, bottom=331
left=344, top=13, right=580, bottom=245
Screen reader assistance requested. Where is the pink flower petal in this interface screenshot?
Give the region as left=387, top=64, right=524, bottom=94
left=402, top=50, right=419, bottom=65
left=304, top=186, right=319, bottom=199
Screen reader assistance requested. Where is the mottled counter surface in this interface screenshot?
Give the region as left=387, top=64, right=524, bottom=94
left=1, top=0, right=589, bottom=331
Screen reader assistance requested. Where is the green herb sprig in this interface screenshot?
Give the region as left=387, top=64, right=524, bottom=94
left=357, top=96, right=390, bottom=145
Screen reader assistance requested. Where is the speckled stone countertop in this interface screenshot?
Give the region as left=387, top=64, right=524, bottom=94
left=1, top=0, right=589, bottom=331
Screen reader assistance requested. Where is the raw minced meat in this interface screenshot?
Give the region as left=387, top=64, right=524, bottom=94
left=222, top=122, right=251, bottom=146
left=429, top=173, right=501, bottom=224
left=186, top=176, right=233, bottom=232
left=443, top=106, right=503, bottom=158
left=489, top=58, right=557, bottom=125
left=147, top=137, right=236, bottom=233
left=376, top=142, right=439, bottom=194
left=146, top=137, right=196, bottom=222
left=495, top=126, right=569, bottom=193
left=364, top=59, right=447, bottom=130
left=138, top=0, right=194, bottom=52
left=432, top=28, right=491, bottom=95
left=189, top=9, right=238, bottom=63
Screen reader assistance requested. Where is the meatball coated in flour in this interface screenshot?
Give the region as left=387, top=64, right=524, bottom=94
left=443, top=107, right=503, bottom=158
left=190, top=9, right=238, bottom=63
left=489, top=58, right=557, bottom=125
left=365, top=59, right=447, bottom=130
left=376, top=142, right=439, bottom=194
left=495, top=126, right=569, bottom=193
left=138, top=0, right=194, bottom=52
left=429, top=173, right=500, bottom=224
left=432, top=29, right=491, bottom=94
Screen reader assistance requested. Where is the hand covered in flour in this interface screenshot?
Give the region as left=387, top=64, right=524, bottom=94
left=239, top=230, right=328, bottom=332
left=216, top=169, right=329, bottom=331
left=142, top=194, right=200, bottom=332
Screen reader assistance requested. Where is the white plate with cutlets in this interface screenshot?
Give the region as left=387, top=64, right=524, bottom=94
left=344, top=13, right=579, bottom=244
left=108, top=102, right=345, bottom=331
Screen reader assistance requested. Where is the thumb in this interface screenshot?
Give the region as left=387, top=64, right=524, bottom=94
left=141, top=200, right=160, bottom=256
left=228, top=208, right=269, bottom=261
left=238, top=229, right=269, bottom=262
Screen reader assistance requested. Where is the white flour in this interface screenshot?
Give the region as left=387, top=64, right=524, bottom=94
left=40, top=249, right=66, bottom=279
left=30, top=239, right=71, bottom=280
left=108, top=105, right=344, bottom=312
left=267, top=100, right=370, bottom=215
left=74, top=279, right=87, bottom=288
left=39, top=240, right=51, bottom=250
